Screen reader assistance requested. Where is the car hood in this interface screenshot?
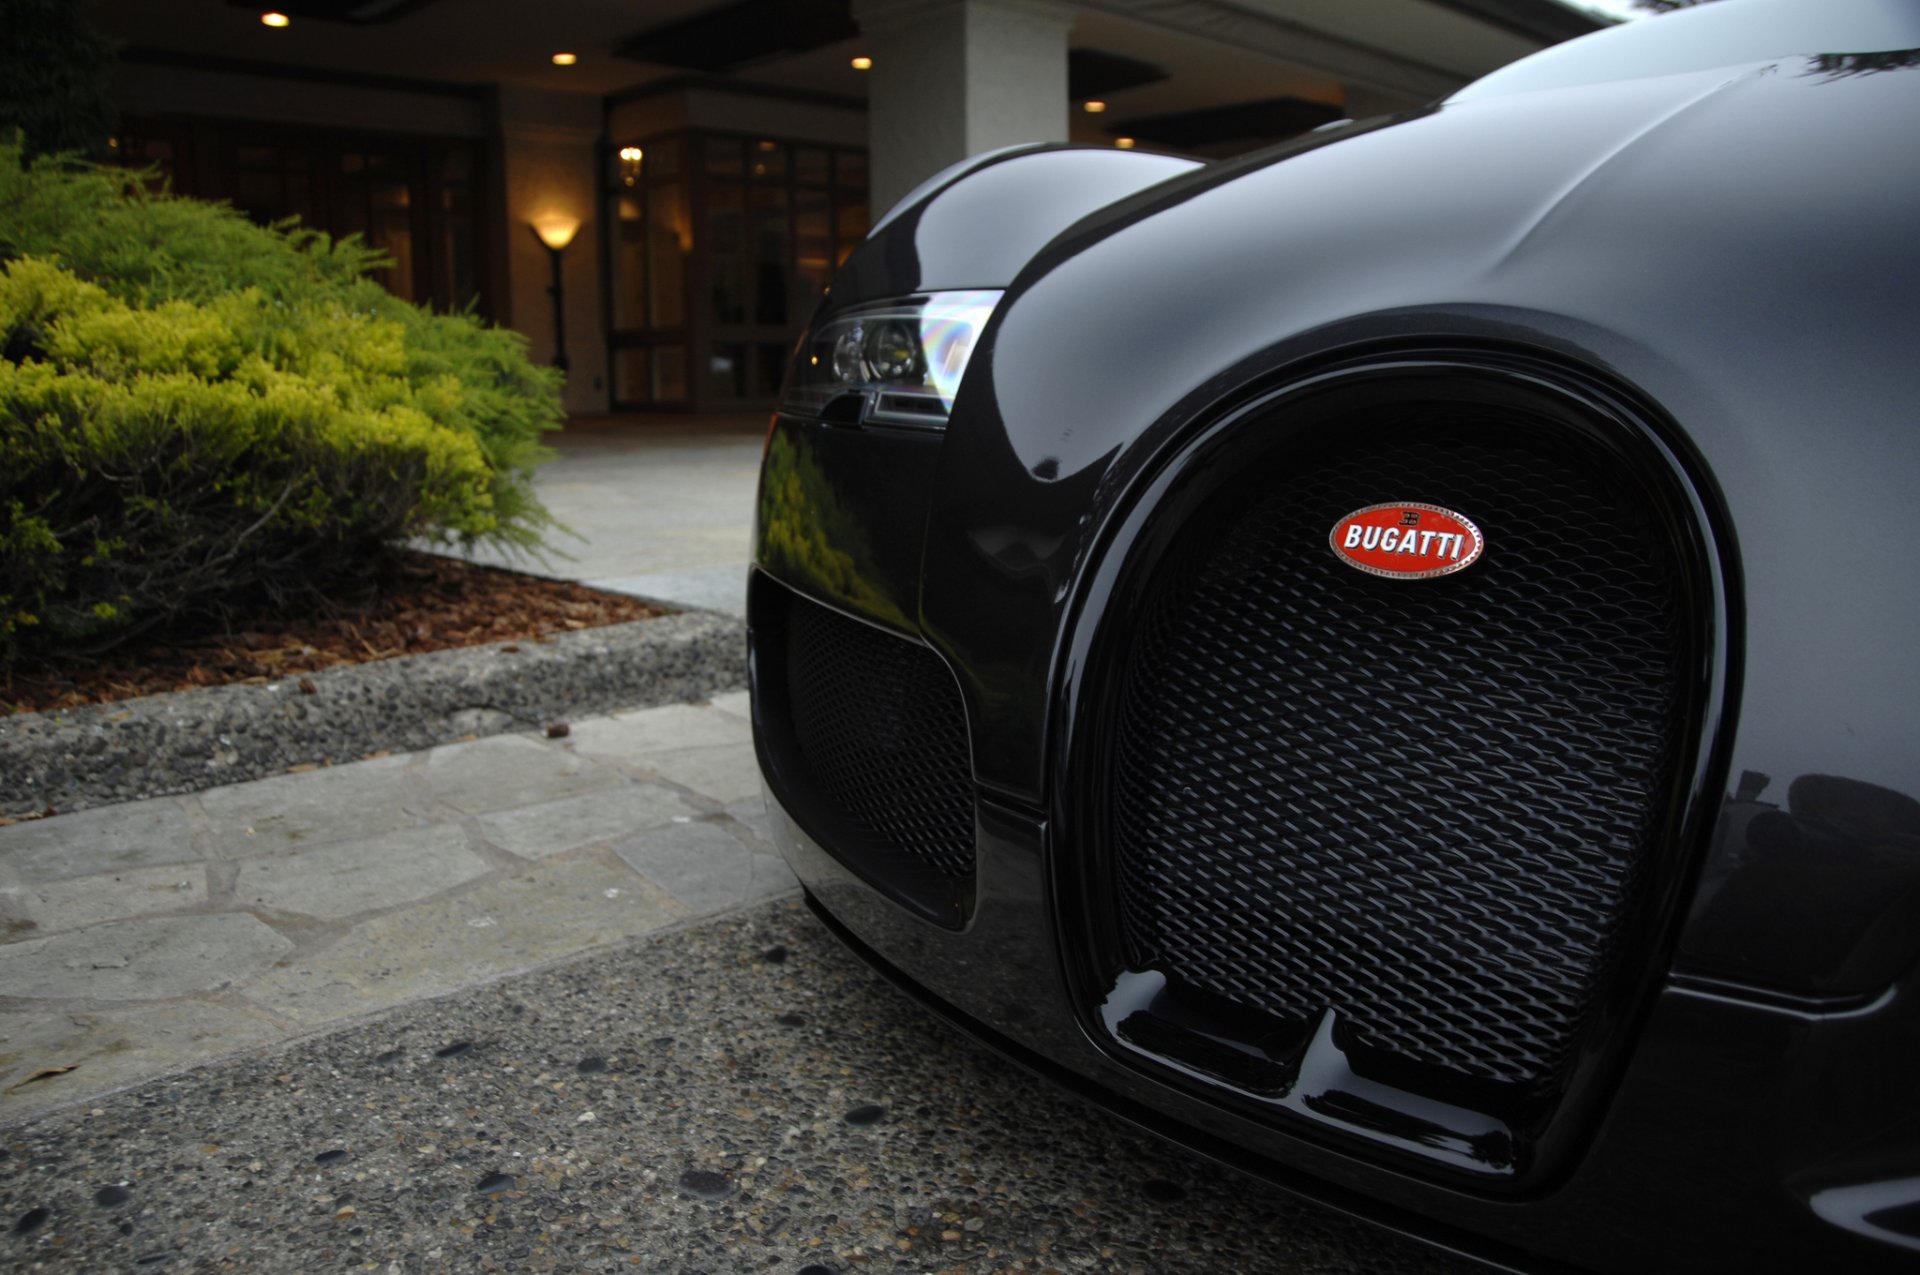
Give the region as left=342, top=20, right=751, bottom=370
left=978, top=53, right=1915, bottom=479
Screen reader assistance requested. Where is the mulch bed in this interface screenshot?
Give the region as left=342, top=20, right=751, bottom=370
left=1, top=552, right=666, bottom=717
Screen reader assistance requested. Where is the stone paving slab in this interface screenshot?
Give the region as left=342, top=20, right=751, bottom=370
left=425, top=734, right=628, bottom=815
left=0, top=802, right=202, bottom=883
left=10, top=864, right=208, bottom=936
left=0, top=696, right=794, bottom=1123
left=240, top=858, right=689, bottom=1027
left=196, top=753, right=423, bottom=858
left=0, top=914, right=293, bottom=1002
left=476, top=784, right=698, bottom=861
left=232, top=825, right=488, bottom=920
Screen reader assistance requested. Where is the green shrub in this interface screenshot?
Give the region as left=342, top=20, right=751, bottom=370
left=0, top=142, right=563, bottom=665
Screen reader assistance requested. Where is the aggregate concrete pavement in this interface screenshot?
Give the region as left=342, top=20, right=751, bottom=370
left=0, top=901, right=1477, bottom=1275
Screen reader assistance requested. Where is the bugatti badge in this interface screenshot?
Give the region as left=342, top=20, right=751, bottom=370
left=1329, top=503, right=1483, bottom=579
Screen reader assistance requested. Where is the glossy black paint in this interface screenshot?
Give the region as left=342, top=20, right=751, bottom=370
left=828, top=144, right=1199, bottom=311
left=750, top=5, right=1920, bottom=1269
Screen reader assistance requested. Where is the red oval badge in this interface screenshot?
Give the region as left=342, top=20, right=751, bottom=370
left=1329, top=502, right=1483, bottom=579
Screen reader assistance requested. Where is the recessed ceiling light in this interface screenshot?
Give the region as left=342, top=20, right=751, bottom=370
left=1114, top=137, right=1136, bottom=149
left=1083, top=100, right=1107, bottom=114
left=261, top=11, right=290, bottom=27
left=850, top=56, right=873, bottom=71
left=552, top=52, right=578, bottom=66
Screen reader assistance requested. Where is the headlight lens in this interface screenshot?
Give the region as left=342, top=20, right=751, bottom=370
left=778, top=290, right=1003, bottom=425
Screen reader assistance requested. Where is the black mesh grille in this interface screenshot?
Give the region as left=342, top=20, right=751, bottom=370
left=787, top=596, right=976, bottom=880
left=1111, top=420, right=1687, bottom=1088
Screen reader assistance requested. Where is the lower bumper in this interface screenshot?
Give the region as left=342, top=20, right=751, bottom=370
left=760, top=778, right=1920, bottom=1273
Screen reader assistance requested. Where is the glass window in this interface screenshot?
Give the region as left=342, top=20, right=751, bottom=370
left=443, top=182, right=478, bottom=312
left=794, top=146, right=829, bottom=184
left=704, top=136, right=743, bottom=178
left=749, top=139, right=787, bottom=181
left=835, top=196, right=869, bottom=266
left=232, top=169, right=281, bottom=224
left=613, top=194, right=646, bottom=330
left=707, top=183, right=746, bottom=325
left=602, top=129, right=871, bottom=404
left=647, top=182, right=687, bottom=327
left=795, top=187, right=832, bottom=312
left=648, top=136, right=682, bottom=180
left=614, top=346, right=652, bottom=404
left=655, top=344, right=688, bottom=402
left=369, top=176, right=415, bottom=302
left=709, top=343, right=748, bottom=400
left=755, top=343, right=790, bottom=399
left=750, top=185, right=790, bottom=326
left=283, top=171, right=311, bottom=222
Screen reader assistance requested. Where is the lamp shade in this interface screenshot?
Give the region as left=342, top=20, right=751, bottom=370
left=531, top=215, right=581, bottom=251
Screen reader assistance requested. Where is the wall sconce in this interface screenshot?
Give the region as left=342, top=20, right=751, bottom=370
left=617, top=145, right=644, bottom=188
left=529, top=216, right=581, bottom=372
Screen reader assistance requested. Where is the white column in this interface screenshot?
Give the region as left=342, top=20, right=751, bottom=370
left=854, top=0, right=1075, bottom=214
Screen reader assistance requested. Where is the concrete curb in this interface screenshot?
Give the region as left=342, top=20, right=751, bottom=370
left=0, top=610, right=747, bottom=817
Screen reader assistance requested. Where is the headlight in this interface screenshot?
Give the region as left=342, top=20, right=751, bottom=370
left=778, top=290, right=1003, bottom=427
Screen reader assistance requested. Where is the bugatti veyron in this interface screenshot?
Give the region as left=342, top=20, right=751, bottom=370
left=748, top=0, right=1920, bottom=1267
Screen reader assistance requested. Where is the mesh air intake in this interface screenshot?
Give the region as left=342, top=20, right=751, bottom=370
left=786, top=594, right=976, bottom=881
left=1111, top=420, right=1687, bottom=1089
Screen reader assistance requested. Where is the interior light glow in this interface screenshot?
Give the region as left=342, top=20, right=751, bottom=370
left=1083, top=100, right=1107, bottom=113
left=531, top=215, right=581, bottom=251
left=551, top=52, right=578, bottom=66
left=261, top=11, right=290, bottom=27
left=851, top=56, right=873, bottom=70
left=1115, top=137, right=1136, bottom=149
left=617, top=146, right=644, bottom=185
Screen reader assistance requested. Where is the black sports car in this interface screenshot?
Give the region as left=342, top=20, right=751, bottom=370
left=747, top=1, right=1920, bottom=1268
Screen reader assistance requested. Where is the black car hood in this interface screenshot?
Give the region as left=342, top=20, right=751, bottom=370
left=974, top=54, right=1911, bottom=481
